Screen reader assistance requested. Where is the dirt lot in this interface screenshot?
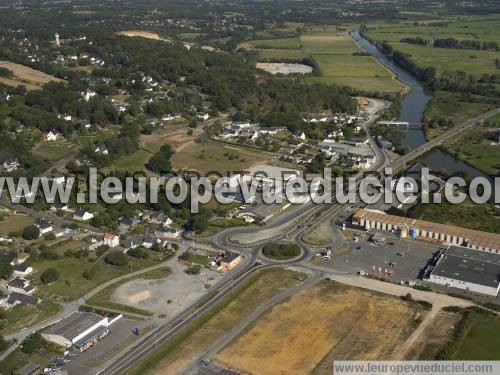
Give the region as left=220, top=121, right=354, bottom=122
left=140, top=123, right=202, bottom=154
left=215, top=280, right=425, bottom=375
left=0, top=61, right=64, bottom=90
left=111, top=257, right=224, bottom=316
left=116, top=30, right=171, bottom=42
left=143, top=269, right=307, bottom=375
left=302, top=220, right=333, bottom=246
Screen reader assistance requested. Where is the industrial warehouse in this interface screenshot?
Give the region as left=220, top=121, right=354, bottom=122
left=427, top=246, right=500, bottom=297
left=352, top=209, right=500, bottom=253
left=42, top=311, right=122, bottom=352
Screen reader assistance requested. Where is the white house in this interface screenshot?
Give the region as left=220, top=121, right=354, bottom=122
left=46, top=130, right=60, bottom=141
left=103, top=233, right=120, bottom=248
left=73, top=210, right=94, bottom=221
left=196, top=112, right=209, bottom=121
left=1, top=157, right=20, bottom=172
left=94, top=144, right=109, bottom=155
left=13, top=264, right=33, bottom=277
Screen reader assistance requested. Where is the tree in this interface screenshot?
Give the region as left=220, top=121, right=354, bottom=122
left=0, top=261, right=12, bottom=280
left=105, top=250, right=128, bottom=266
left=148, top=144, right=174, bottom=174
left=22, top=225, right=40, bottom=240
left=40, top=268, right=59, bottom=284
left=21, top=333, right=47, bottom=354
left=128, top=247, right=149, bottom=259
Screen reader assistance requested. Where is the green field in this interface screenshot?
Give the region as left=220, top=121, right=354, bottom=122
left=29, top=253, right=163, bottom=301
left=444, top=127, right=500, bottom=176
left=424, top=91, right=495, bottom=139
left=1, top=300, right=61, bottom=335
left=0, top=214, right=34, bottom=236
left=487, top=112, right=500, bottom=125
left=365, top=16, right=500, bottom=77
left=453, top=319, right=500, bottom=359
left=300, top=32, right=406, bottom=92
left=171, top=141, right=272, bottom=174
left=104, top=149, right=152, bottom=173
left=251, top=38, right=301, bottom=49
left=257, top=48, right=306, bottom=60
left=32, top=141, right=76, bottom=162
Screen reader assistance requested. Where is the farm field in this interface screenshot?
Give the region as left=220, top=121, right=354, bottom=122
left=129, top=269, right=307, bottom=375
left=215, top=280, right=425, bottom=374
left=365, top=16, right=500, bottom=76
left=0, top=61, right=64, bottom=90
left=171, top=141, right=272, bottom=174
left=250, top=38, right=301, bottom=49
left=300, top=32, right=406, bottom=92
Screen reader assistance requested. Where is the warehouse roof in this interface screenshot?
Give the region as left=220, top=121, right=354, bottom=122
left=353, top=209, right=500, bottom=251
left=44, top=312, right=105, bottom=341
left=431, top=246, right=500, bottom=289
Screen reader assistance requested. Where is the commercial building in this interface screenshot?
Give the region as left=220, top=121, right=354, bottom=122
left=428, top=246, right=500, bottom=297
left=217, top=252, right=242, bottom=271
left=42, top=311, right=122, bottom=352
left=352, top=209, right=500, bottom=253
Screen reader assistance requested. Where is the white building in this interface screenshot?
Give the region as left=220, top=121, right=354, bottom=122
left=103, top=233, right=120, bottom=248
left=73, top=210, right=94, bottom=221
left=42, top=312, right=122, bottom=352
left=428, top=246, right=500, bottom=297
left=46, top=130, right=60, bottom=141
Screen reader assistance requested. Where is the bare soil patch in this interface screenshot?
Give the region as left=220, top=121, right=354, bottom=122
left=116, top=30, right=171, bottom=42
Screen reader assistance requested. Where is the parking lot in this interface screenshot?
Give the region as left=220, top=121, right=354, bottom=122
left=317, top=231, right=441, bottom=284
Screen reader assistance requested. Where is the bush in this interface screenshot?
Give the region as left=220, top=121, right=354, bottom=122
left=128, top=247, right=149, bottom=259
left=21, top=333, right=47, bottom=354
left=185, top=264, right=201, bottom=275
left=44, top=232, right=56, bottom=241
left=0, top=261, right=13, bottom=280
left=82, top=265, right=98, bottom=280
left=22, top=225, right=40, bottom=240
left=40, top=268, right=60, bottom=284
left=0, top=336, right=9, bottom=352
left=262, top=243, right=300, bottom=260
left=104, top=250, right=128, bottom=266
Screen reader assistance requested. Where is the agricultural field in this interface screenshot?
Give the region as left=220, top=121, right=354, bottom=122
left=365, top=16, right=500, bottom=76
left=0, top=61, right=64, bottom=91
left=250, top=38, right=301, bottom=49
left=171, top=141, right=272, bottom=174
left=249, top=30, right=405, bottom=92
left=215, top=280, right=425, bottom=374
left=129, top=269, right=307, bottom=375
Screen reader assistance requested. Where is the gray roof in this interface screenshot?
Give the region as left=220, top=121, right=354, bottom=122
left=7, top=292, right=39, bottom=306
left=221, top=251, right=240, bottom=264
left=44, top=312, right=105, bottom=341
left=431, top=246, right=500, bottom=289
left=16, top=362, right=40, bottom=375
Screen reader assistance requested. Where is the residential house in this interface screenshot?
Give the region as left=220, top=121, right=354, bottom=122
left=7, top=278, right=35, bottom=295
left=94, top=144, right=109, bottom=155
left=73, top=210, right=94, bottom=221
left=1, top=157, right=20, bottom=172
left=148, top=212, right=173, bottom=226
left=153, top=225, right=181, bottom=239
left=51, top=202, right=69, bottom=211
left=34, top=217, right=53, bottom=235
left=103, top=233, right=120, bottom=248
left=13, top=264, right=33, bottom=277
left=216, top=252, right=242, bottom=271
left=4, top=292, right=39, bottom=308
left=46, top=129, right=60, bottom=141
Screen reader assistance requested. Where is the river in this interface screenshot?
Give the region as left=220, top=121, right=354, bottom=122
left=350, top=31, right=490, bottom=180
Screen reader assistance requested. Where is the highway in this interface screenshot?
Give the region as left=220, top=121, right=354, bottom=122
left=94, top=104, right=500, bottom=374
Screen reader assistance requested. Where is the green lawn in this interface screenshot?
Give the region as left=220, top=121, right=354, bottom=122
left=486, top=112, right=500, bottom=125
left=0, top=214, right=33, bottom=236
